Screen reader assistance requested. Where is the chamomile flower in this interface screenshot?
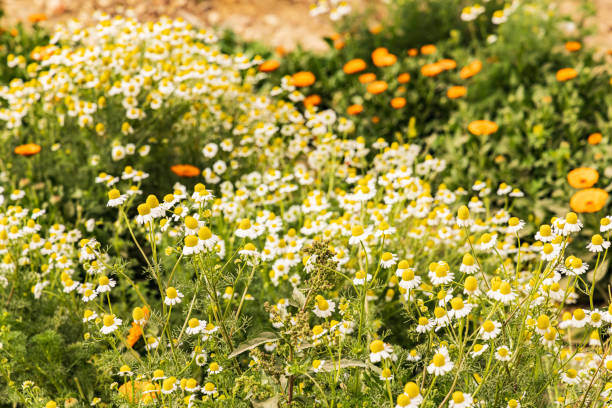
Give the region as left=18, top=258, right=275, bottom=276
left=459, top=253, right=479, bottom=274
left=600, top=216, right=612, bottom=233
left=534, top=225, right=554, bottom=242
left=380, top=252, right=398, bottom=268
left=161, top=377, right=177, bottom=394
left=506, top=217, right=525, bottom=234
left=192, top=183, right=214, bottom=203
left=560, top=368, right=580, bottom=385
left=313, top=295, right=336, bottom=318
left=449, top=391, right=474, bottom=408
left=82, top=288, right=98, bottom=302
left=416, top=316, right=434, bottom=333
left=145, top=336, right=159, bottom=350
left=480, top=320, right=501, bottom=340
left=164, top=287, right=184, bottom=306
left=506, top=399, right=521, bottom=408
left=96, top=275, right=116, bottom=293
left=564, top=256, right=588, bottom=276
left=82, top=309, right=98, bottom=322
left=207, top=362, right=223, bottom=375
left=118, top=365, right=133, bottom=377
left=183, top=235, right=203, bottom=255
left=312, top=359, right=325, bottom=373
left=369, top=339, right=393, bottom=363
left=449, top=297, right=474, bottom=319
left=136, top=203, right=154, bottom=224
left=471, top=343, right=488, bottom=358
left=202, top=382, right=217, bottom=396
left=380, top=367, right=394, bottom=381
left=427, top=346, right=454, bottom=376
left=186, top=318, right=205, bottom=335
left=183, top=378, right=200, bottom=393
left=429, top=261, right=454, bottom=285
left=353, top=270, right=371, bottom=286
left=100, top=314, right=122, bottom=334
left=349, top=225, right=367, bottom=245
left=456, top=206, right=472, bottom=228
left=106, top=189, right=127, bottom=207
left=540, top=243, right=560, bottom=262
left=477, top=233, right=497, bottom=251
left=587, top=234, right=610, bottom=252
left=495, top=345, right=512, bottom=361
left=399, top=268, right=421, bottom=290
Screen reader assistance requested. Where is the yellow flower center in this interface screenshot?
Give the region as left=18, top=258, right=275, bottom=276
left=457, top=206, right=469, bottom=220
left=185, top=216, right=198, bottom=230
left=483, top=320, right=495, bottom=332
left=452, top=392, right=464, bottom=403
left=108, top=189, right=120, bottom=200
left=370, top=340, right=384, bottom=353
left=166, top=287, right=178, bottom=299
left=432, top=353, right=445, bottom=367
left=464, top=276, right=478, bottom=292
left=451, top=297, right=464, bottom=311
left=137, top=203, right=151, bottom=216
left=184, top=235, right=198, bottom=247
left=103, top=314, right=115, bottom=327
left=198, top=226, right=212, bottom=240
left=536, top=315, right=549, bottom=330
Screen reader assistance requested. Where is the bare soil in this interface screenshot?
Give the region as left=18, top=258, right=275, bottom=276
left=1, top=0, right=611, bottom=51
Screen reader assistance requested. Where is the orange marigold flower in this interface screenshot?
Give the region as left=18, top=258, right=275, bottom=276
left=390, top=97, right=406, bottom=109
left=397, top=73, right=411, bottom=83
left=303, top=94, right=322, bottom=108
left=407, top=48, right=418, bottom=57
left=570, top=188, right=608, bottom=213
left=10, top=28, right=18, bottom=37
left=347, top=104, right=364, bottom=115
left=421, top=63, right=444, bottom=77
left=126, top=323, right=143, bottom=348
left=447, top=85, right=467, bottom=99
left=28, top=13, right=47, bottom=23
left=118, top=381, right=159, bottom=402
left=291, top=71, right=316, bottom=87
left=370, top=25, right=383, bottom=34
left=588, top=132, right=602, bottom=145
left=371, top=47, right=397, bottom=67
left=170, top=164, right=200, bottom=177
left=556, top=68, right=578, bottom=82
left=343, top=58, right=367, bottom=74
left=14, top=143, right=41, bottom=156
left=275, top=45, right=286, bottom=56
left=359, top=73, right=376, bottom=84
left=567, top=167, right=599, bottom=189
left=259, top=60, right=280, bottom=72
left=438, top=58, right=457, bottom=70
left=334, top=38, right=346, bottom=50
left=459, top=60, right=482, bottom=79
left=367, top=80, right=388, bottom=95
left=565, top=41, right=581, bottom=52
left=372, top=116, right=380, bottom=123
left=421, top=44, right=437, bottom=55
left=468, top=120, right=498, bottom=136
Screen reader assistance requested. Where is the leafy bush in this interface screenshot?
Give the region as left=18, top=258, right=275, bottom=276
left=266, top=0, right=611, bottom=223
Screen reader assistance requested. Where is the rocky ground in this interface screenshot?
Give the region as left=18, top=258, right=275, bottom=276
left=1, top=0, right=611, bottom=52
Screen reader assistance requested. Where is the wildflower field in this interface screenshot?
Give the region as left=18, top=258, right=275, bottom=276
left=1, top=0, right=612, bottom=407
